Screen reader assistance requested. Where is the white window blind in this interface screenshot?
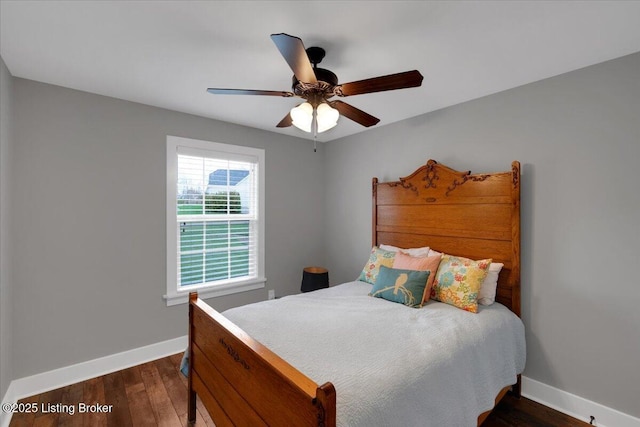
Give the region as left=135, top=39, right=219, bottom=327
left=166, top=136, right=265, bottom=305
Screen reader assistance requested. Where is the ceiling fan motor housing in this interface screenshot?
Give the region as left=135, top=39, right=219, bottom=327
left=290, top=46, right=339, bottom=101
left=292, top=67, right=338, bottom=99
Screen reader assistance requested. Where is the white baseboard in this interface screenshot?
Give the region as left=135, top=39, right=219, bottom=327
left=522, top=376, right=640, bottom=427
left=2, top=340, right=638, bottom=427
left=0, top=335, right=187, bottom=427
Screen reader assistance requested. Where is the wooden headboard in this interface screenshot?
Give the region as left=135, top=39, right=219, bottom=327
left=372, top=160, right=521, bottom=316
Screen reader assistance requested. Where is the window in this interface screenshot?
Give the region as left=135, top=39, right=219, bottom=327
left=165, top=136, right=265, bottom=306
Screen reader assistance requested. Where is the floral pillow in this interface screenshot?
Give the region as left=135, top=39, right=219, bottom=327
left=358, top=246, right=396, bottom=284
left=431, top=255, right=492, bottom=313
left=369, top=266, right=430, bottom=308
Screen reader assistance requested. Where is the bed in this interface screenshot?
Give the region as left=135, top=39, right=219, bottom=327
left=187, top=159, right=524, bottom=427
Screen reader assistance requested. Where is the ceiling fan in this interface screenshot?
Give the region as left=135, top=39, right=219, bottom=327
left=207, top=33, right=423, bottom=142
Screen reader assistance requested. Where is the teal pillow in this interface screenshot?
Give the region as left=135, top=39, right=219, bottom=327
left=369, top=266, right=430, bottom=308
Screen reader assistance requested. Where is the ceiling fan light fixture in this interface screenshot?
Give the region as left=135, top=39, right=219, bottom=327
left=316, top=103, right=339, bottom=133
left=291, top=102, right=339, bottom=134
left=290, top=102, right=313, bottom=132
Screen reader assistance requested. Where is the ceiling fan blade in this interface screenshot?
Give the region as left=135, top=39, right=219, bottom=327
left=334, top=70, right=423, bottom=97
left=207, top=88, right=294, bottom=97
left=270, top=33, right=317, bottom=84
left=330, top=100, right=380, bottom=127
left=276, top=112, right=293, bottom=128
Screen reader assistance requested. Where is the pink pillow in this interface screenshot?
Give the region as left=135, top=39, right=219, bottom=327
left=392, top=252, right=442, bottom=304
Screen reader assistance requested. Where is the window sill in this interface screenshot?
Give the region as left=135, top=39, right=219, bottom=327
left=164, top=277, right=266, bottom=306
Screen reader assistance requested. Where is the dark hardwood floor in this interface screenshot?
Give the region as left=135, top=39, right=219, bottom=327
left=484, top=394, right=590, bottom=427
left=9, top=353, right=590, bottom=426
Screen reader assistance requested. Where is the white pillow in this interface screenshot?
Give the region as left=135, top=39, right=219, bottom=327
left=427, top=249, right=442, bottom=258
left=478, top=262, right=504, bottom=305
left=379, top=244, right=430, bottom=258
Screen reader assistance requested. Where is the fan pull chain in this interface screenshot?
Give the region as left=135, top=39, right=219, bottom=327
left=313, top=106, right=318, bottom=152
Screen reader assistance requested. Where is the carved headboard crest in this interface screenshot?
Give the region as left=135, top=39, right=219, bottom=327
left=387, top=160, right=497, bottom=203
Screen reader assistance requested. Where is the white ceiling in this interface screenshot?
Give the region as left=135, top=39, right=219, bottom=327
left=2, top=1, right=640, bottom=142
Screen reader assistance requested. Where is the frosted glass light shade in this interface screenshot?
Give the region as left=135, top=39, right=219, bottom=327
left=290, top=102, right=313, bottom=132
left=290, top=101, right=339, bottom=133
left=316, top=103, right=339, bottom=133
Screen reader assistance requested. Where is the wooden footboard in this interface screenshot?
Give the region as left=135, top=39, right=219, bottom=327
left=188, top=292, right=336, bottom=427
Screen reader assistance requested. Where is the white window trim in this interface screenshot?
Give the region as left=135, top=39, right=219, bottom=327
left=165, top=135, right=265, bottom=306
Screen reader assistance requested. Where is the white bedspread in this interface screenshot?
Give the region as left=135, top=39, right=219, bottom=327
left=223, top=281, right=526, bottom=427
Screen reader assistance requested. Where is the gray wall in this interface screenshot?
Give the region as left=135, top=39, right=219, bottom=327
left=0, top=56, right=14, bottom=400
left=11, top=78, right=326, bottom=378
left=325, top=52, right=640, bottom=418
